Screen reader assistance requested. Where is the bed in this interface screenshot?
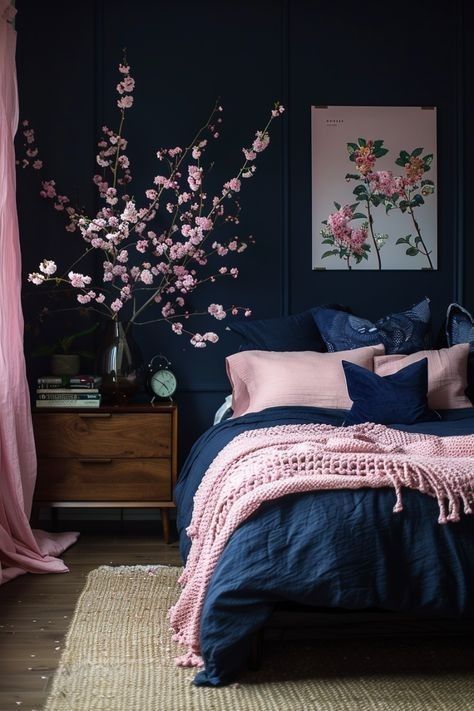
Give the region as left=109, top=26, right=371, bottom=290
left=172, top=300, right=474, bottom=685
left=174, top=405, right=474, bottom=687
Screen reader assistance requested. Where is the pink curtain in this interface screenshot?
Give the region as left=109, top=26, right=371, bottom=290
left=0, top=1, right=78, bottom=584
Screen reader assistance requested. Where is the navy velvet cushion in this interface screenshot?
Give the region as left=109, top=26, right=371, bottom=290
left=312, top=298, right=431, bottom=355
left=228, top=305, right=350, bottom=352
left=342, top=358, right=439, bottom=426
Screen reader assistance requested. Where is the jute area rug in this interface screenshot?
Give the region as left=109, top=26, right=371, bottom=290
left=44, top=565, right=474, bottom=711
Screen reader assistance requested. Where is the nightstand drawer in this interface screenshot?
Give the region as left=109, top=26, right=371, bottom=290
left=35, top=458, right=172, bottom=501
left=33, top=412, right=172, bottom=458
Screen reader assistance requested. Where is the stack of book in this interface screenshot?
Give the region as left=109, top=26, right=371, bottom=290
left=35, top=375, right=102, bottom=408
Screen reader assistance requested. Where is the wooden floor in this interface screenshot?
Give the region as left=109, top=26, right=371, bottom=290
left=0, top=522, right=181, bottom=711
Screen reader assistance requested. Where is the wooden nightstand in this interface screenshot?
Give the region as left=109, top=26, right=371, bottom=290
left=31, top=404, right=178, bottom=543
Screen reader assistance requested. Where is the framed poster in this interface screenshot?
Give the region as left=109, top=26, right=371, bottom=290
left=311, top=106, right=437, bottom=270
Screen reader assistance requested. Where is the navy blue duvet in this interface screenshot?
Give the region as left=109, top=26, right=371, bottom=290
left=174, top=406, right=474, bottom=686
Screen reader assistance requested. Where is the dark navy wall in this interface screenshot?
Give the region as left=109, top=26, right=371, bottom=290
left=15, top=0, right=472, bottom=462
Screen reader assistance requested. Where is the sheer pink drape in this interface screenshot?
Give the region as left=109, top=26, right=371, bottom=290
left=0, top=0, right=78, bottom=584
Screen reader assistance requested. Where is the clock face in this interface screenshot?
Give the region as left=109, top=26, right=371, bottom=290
left=150, top=368, right=177, bottom=398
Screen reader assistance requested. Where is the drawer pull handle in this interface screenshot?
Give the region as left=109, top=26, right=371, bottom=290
left=79, top=413, right=112, bottom=419
left=78, top=458, right=113, bottom=464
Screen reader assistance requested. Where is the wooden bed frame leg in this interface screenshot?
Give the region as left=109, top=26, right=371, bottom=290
left=247, top=628, right=264, bottom=671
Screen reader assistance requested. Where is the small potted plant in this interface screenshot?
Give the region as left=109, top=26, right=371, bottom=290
left=32, top=322, right=99, bottom=376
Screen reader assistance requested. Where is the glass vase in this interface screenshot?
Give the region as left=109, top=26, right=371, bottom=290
left=97, top=320, right=141, bottom=405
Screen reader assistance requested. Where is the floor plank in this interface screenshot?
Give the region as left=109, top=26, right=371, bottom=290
left=0, top=522, right=181, bottom=710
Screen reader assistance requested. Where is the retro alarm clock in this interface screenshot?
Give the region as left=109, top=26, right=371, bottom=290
left=146, top=355, right=177, bottom=403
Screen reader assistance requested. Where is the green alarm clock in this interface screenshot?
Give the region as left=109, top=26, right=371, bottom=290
left=147, top=355, right=177, bottom=403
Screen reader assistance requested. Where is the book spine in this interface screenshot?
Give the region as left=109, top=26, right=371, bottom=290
left=36, top=382, right=99, bottom=389
left=36, top=392, right=101, bottom=400
left=35, top=399, right=101, bottom=408
left=36, top=388, right=100, bottom=395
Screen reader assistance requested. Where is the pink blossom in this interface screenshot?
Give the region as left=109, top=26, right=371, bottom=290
left=68, top=271, right=92, bottom=288
left=161, top=302, right=175, bottom=318
left=348, top=227, right=368, bottom=255
left=230, top=267, right=238, bottom=278
left=112, top=265, right=127, bottom=278
left=244, top=309, right=252, bottom=317
left=28, top=272, right=45, bottom=285
left=172, top=322, right=183, bottom=335
left=168, top=147, right=183, bottom=158
left=208, top=303, right=226, bottom=320
left=117, top=249, right=129, bottom=263
left=105, top=187, right=118, bottom=205
left=243, top=148, right=257, bottom=160
left=118, top=63, right=130, bottom=75
left=136, top=240, right=148, bottom=253
left=195, top=216, right=213, bottom=230
left=33, top=160, right=43, bottom=170
left=116, top=76, right=135, bottom=94
left=118, top=155, right=130, bottom=169
left=176, top=297, right=185, bottom=307
left=121, top=201, right=138, bottom=223
left=146, top=189, right=157, bottom=200
left=191, top=333, right=206, bottom=348
left=117, top=95, right=134, bottom=110
left=39, top=259, right=57, bottom=276
left=187, top=165, right=202, bottom=192
left=252, top=131, right=270, bottom=153
left=369, top=170, right=400, bottom=198
left=140, top=269, right=153, bottom=285
left=111, top=299, right=123, bottom=312
left=203, top=332, right=219, bottom=343
left=178, top=192, right=191, bottom=205
left=40, top=180, right=56, bottom=199
left=95, top=293, right=106, bottom=304
left=213, top=241, right=228, bottom=256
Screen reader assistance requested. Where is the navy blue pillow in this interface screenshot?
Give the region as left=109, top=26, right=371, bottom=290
left=228, top=305, right=350, bottom=352
left=446, top=302, right=474, bottom=350
left=342, top=358, right=439, bottom=426
left=445, top=302, right=474, bottom=404
left=312, top=298, right=431, bottom=355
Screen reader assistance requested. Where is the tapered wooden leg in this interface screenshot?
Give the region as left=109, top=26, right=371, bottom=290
left=160, top=508, right=170, bottom=544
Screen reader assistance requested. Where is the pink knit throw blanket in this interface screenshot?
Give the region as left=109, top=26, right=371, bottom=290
left=169, top=422, right=474, bottom=667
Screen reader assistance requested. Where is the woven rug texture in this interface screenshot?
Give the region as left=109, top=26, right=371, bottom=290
left=44, top=565, right=474, bottom=711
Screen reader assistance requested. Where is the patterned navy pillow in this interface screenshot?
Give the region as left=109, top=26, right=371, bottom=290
left=312, top=298, right=432, bottom=355
left=342, top=358, right=439, bottom=426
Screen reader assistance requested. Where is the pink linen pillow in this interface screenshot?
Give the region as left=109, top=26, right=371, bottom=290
left=226, top=345, right=385, bottom=417
left=374, top=343, right=471, bottom=409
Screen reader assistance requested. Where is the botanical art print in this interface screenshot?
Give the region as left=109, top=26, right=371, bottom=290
left=311, top=106, right=437, bottom=270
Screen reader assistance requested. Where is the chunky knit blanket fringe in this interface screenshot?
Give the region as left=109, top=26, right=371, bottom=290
left=169, top=422, right=474, bottom=667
